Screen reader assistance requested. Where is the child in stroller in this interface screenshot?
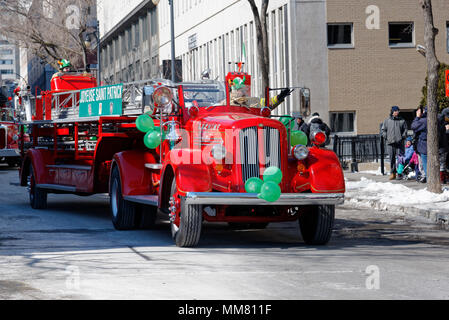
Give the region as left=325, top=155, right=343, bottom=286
left=396, top=137, right=420, bottom=180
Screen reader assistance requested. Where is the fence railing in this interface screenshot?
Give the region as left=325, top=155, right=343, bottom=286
left=332, top=134, right=386, bottom=173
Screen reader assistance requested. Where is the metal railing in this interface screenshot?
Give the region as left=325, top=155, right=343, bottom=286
left=332, top=134, right=385, bottom=172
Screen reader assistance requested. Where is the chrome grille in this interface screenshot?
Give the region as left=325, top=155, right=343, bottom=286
left=239, top=126, right=281, bottom=183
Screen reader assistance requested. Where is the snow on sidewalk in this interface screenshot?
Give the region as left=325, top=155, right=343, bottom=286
left=345, top=177, right=449, bottom=215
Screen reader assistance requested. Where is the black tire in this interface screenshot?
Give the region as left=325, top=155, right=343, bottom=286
left=170, top=179, right=202, bottom=247
left=109, top=166, right=136, bottom=230
left=299, top=205, right=335, bottom=245
left=228, top=223, right=269, bottom=229
left=28, top=164, right=47, bottom=210
left=135, top=205, right=157, bottom=229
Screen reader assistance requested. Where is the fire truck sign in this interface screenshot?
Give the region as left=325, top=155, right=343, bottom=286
left=79, top=84, right=123, bottom=117
left=446, top=70, right=449, bottom=98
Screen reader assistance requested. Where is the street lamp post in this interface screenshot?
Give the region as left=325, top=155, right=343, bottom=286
left=84, top=20, right=101, bottom=87
left=169, top=0, right=176, bottom=83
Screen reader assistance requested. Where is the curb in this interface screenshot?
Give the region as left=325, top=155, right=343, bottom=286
left=344, top=196, right=449, bottom=228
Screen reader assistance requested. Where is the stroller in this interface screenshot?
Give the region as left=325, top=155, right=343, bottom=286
left=397, top=151, right=420, bottom=180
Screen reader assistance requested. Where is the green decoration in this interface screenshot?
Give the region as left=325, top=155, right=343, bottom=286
left=245, top=177, right=264, bottom=194
left=144, top=129, right=162, bottom=149
left=233, top=76, right=246, bottom=90
left=279, top=116, right=294, bottom=130
left=263, top=166, right=283, bottom=184
left=291, top=130, right=308, bottom=146
left=258, top=181, right=282, bottom=203
left=136, top=114, right=155, bottom=133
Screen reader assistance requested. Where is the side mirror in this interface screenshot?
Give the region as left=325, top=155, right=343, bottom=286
left=300, top=88, right=311, bottom=117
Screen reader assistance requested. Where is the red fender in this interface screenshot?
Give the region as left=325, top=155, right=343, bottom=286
left=162, top=148, right=212, bottom=196
left=307, top=147, right=345, bottom=193
left=20, top=149, right=55, bottom=186
left=112, top=150, right=157, bottom=196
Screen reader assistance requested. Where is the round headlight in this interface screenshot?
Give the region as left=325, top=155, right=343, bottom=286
left=292, top=145, right=309, bottom=160
left=211, top=144, right=227, bottom=161
left=152, top=86, right=173, bottom=113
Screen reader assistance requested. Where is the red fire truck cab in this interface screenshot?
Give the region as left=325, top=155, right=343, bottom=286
left=18, top=72, right=345, bottom=247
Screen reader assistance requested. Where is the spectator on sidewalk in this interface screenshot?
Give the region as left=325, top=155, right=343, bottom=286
left=381, top=106, right=408, bottom=180
left=294, top=114, right=309, bottom=133
left=411, top=107, right=428, bottom=183
left=438, top=108, right=449, bottom=184
left=396, top=137, right=419, bottom=180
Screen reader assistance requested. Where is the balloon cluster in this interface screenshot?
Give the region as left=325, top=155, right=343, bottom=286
left=278, top=116, right=308, bottom=146
left=136, top=114, right=162, bottom=149
left=245, top=167, right=283, bottom=203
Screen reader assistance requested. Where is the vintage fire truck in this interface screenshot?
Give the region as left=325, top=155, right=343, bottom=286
left=17, top=70, right=345, bottom=247
left=0, top=94, right=21, bottom=167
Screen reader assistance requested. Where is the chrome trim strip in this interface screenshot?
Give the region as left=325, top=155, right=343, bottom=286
left=124, top=195, right=159, bottom=206
left=36, top=184, right=77, bottom=192
left=182, top=192, right=345, bottom=209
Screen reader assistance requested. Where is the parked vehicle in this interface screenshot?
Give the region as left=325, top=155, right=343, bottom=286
left=17, top=70, right=345, bottom=247
left=0, top=105, right=22, bottom=167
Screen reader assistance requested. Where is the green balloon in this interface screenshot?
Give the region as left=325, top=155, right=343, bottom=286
left=263, top=166, right=283, bottom=184
left=258, top=181, right=282, bottom=203
left=291, top=130, right=308, bottom=146
left=279, top=116, right=294, bottom=130
left=136, top=114, right=155, bottom=133
left=245, top=177, right=264, bottom=194
left=144, top=129, right=161, bottom=149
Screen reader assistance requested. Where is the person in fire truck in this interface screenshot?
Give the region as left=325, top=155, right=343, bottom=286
left=52, top=59, right=73, bottom=79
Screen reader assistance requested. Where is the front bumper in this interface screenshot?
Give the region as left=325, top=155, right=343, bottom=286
left=181, top=192, right=345, bottom=209
left=0, top=149, right=20, bottom=158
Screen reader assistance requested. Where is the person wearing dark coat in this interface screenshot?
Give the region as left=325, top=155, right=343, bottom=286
left=294, top=115, right=309, bottom=133
left=438, top=108, right=449, bottom=183
left=304, top=113, right=331, bottom=146
left=411, top=107, right=428, bottom=183
left=381, top=106, right=408, bottom=180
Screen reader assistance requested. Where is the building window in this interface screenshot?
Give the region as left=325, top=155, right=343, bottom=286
left=330, top=112, right=355, bottom=133
left=327, top=23, right=353, bottom=48
left=1, top=70, right=13, bottom=75
left=0, top=60, right=13, bottom=65
left=389, top=22, right=414, bottom=47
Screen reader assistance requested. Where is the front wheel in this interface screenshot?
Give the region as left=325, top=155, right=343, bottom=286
left=299, top=205, right=335, bottom=245
left=110, top=167, right=136, bottom=230
left=28, top=164, right=47, bottom=210
left=170, top=179, right=203, bottom=247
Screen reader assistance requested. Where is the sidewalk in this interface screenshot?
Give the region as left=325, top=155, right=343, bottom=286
left=344, top=169, right=449, bottom=228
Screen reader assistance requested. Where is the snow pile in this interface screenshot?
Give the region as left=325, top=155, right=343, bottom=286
left=359, top=168, right=384, bottom=176
left=345, top=177, right=449, bottom=211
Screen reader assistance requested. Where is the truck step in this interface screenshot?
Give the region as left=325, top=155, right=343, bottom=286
left=123, top=195, right=159, bottom=207
left=46, top=165, right=92, bottom=171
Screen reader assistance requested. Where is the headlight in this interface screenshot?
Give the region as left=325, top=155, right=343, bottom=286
left=310, top=130, right=327, bottom=146
left=292, top=145, right=309, bottom=160
left=211, top=144, right=227, bottom=160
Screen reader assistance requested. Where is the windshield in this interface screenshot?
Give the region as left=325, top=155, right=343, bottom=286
left=181, top=82, right=226, bottom=107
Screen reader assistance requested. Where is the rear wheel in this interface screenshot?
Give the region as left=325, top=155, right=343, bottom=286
left=170, top=179, right=203, bottom=247
left=299, top=205, right=335, bottom=245
left=110, top=167, right=136, bottom=230
left=135, top=205, right=157, bottom=229
left=28, top=164, right=47, bottom=210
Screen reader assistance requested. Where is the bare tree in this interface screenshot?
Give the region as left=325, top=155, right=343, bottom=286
left=420, top=0, right=441, bottom=193
left=247, top=0, right=270, bottom=93
left=0, top=0, right=96, bottom=70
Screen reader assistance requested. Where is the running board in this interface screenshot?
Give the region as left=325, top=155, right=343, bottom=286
left=36, top=184, right=77, bottom=192
left=123, top=195, right=159, bottom=207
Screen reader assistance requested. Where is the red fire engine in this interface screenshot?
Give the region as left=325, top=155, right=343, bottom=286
left=17, top=70, right=345, bottom=247
left=0, top=92, right=21, bottom=167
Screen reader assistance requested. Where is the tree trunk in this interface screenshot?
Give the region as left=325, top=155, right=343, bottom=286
left=247, top=0, right=270, bottom=92
left=421, top=0, right=442, bottom=193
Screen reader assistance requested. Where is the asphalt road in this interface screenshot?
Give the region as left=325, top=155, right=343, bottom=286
left=0, top=165, right=448, bottom=300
